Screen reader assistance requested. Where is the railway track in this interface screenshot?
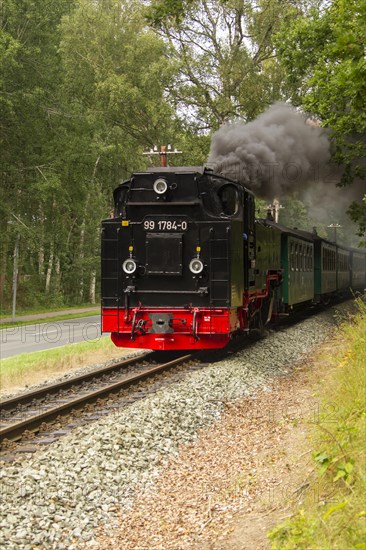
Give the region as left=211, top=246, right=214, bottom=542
left=1, top=300, right=344, bottom=451
left=0, top=351, right=193, bottom=446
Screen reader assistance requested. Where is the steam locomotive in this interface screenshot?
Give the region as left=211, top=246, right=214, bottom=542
left=101, top=167, right=366, bottom=351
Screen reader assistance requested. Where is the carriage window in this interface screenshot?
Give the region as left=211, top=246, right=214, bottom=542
left=340, top=253, right=345, bottom=271
left=290, top=242, right=295, bottom=271
left=299, top=245, right=303, bottom=271
left=217, top=185, right=239, bottom=216
left=323, top=248, right=328, bottom=271
left=304, top=246, right=307, bottom=270
left=295, top=244, right=299, bottom=270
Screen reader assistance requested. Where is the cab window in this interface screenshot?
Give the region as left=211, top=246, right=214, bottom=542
left=217, top=184, right=239, bottom=216
left=114, top=185, right=129, bottom=217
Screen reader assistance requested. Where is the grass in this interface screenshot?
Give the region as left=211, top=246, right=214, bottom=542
left=0, top=309, right=100, bottom=329
left=0, top=337, right=126, bottom=395
left=268, top=295, right=366, bottom=549
left=0, top=303, right=98, bottom=318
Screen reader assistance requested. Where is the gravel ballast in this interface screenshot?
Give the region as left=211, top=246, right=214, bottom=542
left=0, top=305, right=351, bottom=548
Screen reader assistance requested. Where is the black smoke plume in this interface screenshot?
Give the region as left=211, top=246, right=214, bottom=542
left=207, top=102, right=366, bottom=237
left=207, top=102, right=333, bottom=199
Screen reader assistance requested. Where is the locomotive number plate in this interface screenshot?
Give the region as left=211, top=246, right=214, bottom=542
left=143, top=219, right=188, bottom=232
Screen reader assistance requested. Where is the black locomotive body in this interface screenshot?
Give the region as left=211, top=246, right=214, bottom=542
left=101, top=167, right=366, bottom=351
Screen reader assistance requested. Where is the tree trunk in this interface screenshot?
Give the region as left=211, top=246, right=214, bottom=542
left=45, top=242, right=54, bottom=293
left=89, top=270, right=96, bottom=304
left=0, top=234, right=8, bottom=305
left=79, top=156, right=100, bottom=303
left=38, top=247, right=45, bottom=277
left=54, top=255, right=61, bottom=293
left=79, top=223, right=85, bottom=301
left=38, top=207, right=45, bottom=278
left=11, top=234, right=20, bottom=321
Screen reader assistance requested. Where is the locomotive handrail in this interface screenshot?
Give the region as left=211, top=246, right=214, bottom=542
left=192, top=309, right=200, bottom=341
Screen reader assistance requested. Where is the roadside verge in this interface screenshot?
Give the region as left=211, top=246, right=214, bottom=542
left=97, top=297, right=365, bottom=549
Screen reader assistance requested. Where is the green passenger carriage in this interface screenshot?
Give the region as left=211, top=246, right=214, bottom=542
left=314, top=239, right=337, bottom=299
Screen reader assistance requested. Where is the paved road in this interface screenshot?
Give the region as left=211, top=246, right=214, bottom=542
left=1, top=307, right=99, bottom=324
left=0, top=316, right=107, bottom=359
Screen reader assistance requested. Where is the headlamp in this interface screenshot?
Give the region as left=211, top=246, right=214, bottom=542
left=122, top=258, right=137, bottom=274
left=153, top=178, right=168, bottom=195
left=189, top=258, right=204, bottom=274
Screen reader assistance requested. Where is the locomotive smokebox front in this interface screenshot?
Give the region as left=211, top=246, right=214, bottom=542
left=101, top=168, right=252, bottom=350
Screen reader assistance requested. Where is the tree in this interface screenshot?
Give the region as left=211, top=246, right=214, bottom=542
left=58, top=0, right=177, bottom=302
left=275, top=0, right=366, bottom=239
left=0, top=0, right=76, bottom=309
left=147, top=0, right=301, bottom=130
left=0, top=0, right=178, bottom=310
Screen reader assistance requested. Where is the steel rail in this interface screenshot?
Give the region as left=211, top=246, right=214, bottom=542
left=0, top=353, right=192, bottom=443
left=0, top=351, right=153, bottom=412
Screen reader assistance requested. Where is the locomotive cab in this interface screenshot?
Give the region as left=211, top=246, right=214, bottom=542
left=101, top=168, right=255, bottom=350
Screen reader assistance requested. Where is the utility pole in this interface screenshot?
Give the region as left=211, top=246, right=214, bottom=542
left=327, top=223, right=342, bottom=243
left=143, top=144, right=182, bottom=167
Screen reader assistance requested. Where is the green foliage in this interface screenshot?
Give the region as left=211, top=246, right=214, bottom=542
left=269, top=296, right=366, bottom=549
left=269, top=510, right=316, bottom=549
left=147, top=0, right=299, bottom=129
left=278, top=198, right=310, bottom=231
left=146, top=0, right=194, bottom=27
left=348, top=197, right=366, bottom=247
left=0, top=0, right=177, bottom=310
left=275, top=0, right=366, bottom=235
left=314, top=450, right=355, bottom=483
left=1, top=0, right=364, bottom=310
